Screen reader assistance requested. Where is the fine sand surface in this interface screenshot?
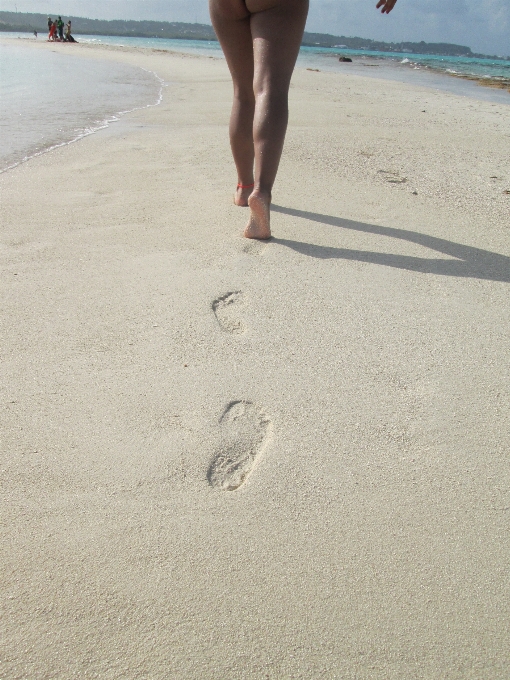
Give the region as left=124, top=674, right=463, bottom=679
left=1, top=41, right=509, bottom=679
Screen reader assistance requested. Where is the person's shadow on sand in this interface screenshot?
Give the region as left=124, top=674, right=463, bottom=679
left=271, top=205, right=510, bottom=284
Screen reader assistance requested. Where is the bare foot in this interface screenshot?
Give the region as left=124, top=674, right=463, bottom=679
left=245, top=191, right=271, bottom=240
left=233, top=185, right=253, bottom=207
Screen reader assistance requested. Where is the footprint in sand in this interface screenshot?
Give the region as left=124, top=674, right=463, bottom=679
left=241, top=239, right=267, bottom=256
left=212, top=291, right=246, bottom=335
left=378, top=169, right=407, bottom=184
left=207, top=401, right=272, bottom=491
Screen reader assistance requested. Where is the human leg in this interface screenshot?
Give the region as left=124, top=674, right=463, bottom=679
left=209, top=0, right=256, bottom=206
left=209, top=0, right=309, bottom=236
left=245, top=0, right=309, bottom=238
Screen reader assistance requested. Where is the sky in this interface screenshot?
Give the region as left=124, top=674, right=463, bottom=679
left=1, top=0, right=509, bottom=56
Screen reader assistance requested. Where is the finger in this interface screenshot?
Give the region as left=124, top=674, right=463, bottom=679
left=377, top=0, right=397, bottom=13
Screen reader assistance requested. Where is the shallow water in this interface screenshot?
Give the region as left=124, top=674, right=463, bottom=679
left=0, top=39, right=162, bottom=171
left=65, top=33, right=510, bottom=104
left=1, top=32, right=508, bottom=173
left=298, top=51, right=510, bottom=106
left=301, top=46, right=510, bottom=80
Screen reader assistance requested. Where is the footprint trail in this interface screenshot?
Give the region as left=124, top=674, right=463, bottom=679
left=207, top=401, right=272, bottom=491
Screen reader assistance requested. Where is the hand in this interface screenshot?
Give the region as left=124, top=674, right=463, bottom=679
left=376, top=0, right=398, bottom=13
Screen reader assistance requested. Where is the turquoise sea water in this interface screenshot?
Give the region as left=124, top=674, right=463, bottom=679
left=297, top=47, right=510, bottom=103
left=1, top=31, right=508, bottom=172
left=74, top=34, right=510, bottom=83
left=302, top=46, right=510, bottom=80
left=69, top=34, right=510, bottom=104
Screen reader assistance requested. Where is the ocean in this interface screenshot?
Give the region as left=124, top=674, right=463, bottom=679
left=1, top=31, right=508, bottom=172
left=60, top=33, right=510, bottom=94
left=0, top=38, right=163, bottom=172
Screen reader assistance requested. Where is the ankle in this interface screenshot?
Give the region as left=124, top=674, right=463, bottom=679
left=251, top=187, right=271, bottom=201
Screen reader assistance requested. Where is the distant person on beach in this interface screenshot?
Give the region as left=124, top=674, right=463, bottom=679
left=65, top=21, right=75, bottom=42
left=209, top=0, right=398, bottom=239
left=48, top=20, right=57, bottom=41
left=57, top=16, right=64, bottom=41
left=33, top=30, right=37, bottom=39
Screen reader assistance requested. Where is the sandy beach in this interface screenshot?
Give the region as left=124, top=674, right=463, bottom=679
left=1, top=40, right=509, bottom=678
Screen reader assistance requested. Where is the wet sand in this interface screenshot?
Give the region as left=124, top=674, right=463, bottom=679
left=1, top=41, right=509, bottom=679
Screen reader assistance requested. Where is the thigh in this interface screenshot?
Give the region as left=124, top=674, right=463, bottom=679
left=209, top=0, right=254, bottom=89
left=250, top=0, right=309, bottom=91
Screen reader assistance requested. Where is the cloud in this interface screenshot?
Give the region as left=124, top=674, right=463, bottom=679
left=4, top=0, right=509, bottom=55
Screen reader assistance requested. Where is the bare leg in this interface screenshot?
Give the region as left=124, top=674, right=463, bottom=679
left=209, top=1, right=255, bottom=207
left=246, top=0, right=308, bottom=238
left=210, top=0, right=309, bottom=236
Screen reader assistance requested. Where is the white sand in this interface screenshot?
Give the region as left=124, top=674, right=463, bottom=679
left=1, top=41, right=509, bottom=678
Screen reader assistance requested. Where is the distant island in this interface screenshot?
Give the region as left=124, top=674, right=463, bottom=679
left=0, top=11, right=507, bottom=60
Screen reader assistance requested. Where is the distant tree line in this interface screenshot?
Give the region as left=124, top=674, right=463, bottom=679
left=0, top=11, right=505, bottom=60
left=302, top=32, right=476, bottom=57
left=0, top=12, right=216, bottom=41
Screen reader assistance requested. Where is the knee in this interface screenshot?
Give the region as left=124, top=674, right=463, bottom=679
left=233, top=85, right=255, bottom=107
left=254, top=83, right=288, bottom=110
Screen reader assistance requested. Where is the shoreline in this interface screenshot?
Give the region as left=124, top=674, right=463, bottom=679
left=301, top=50, right=510, bottom=103
left=2, top=40, right=509, bottom=678
left=347, top=54, right=510, bottom=93
left=0, top=38, right=164, bottom=173
left=3, top=31, right=510, bottom=102
left=1, top=36, right=509, bottom=176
